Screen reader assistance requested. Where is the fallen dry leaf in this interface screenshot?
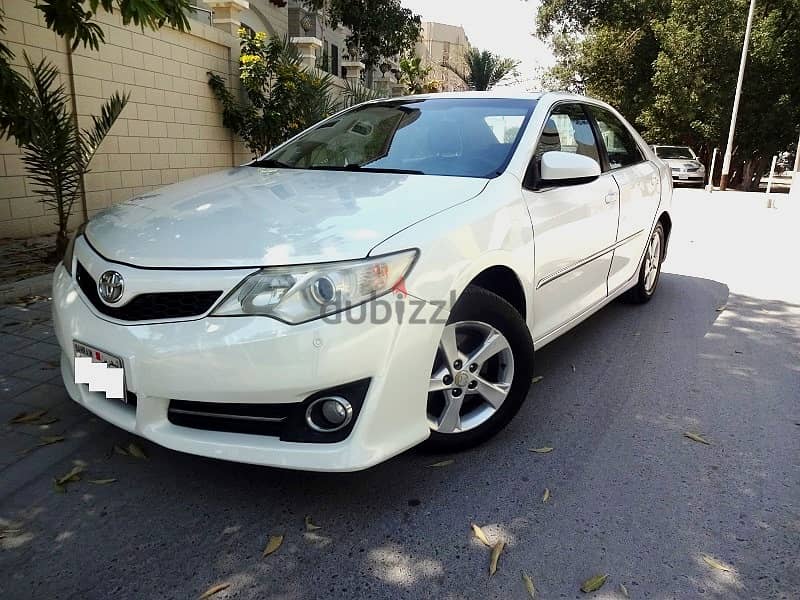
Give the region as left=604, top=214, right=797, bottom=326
left=39, top=435, right=65, bottom=446
left=304, top=516, right=321, bottom=531
left=113, top=444, right=129, bottom=456
left=571, top=364, right=576, bottom=373
left=126, top=442, right=147, bottom=459
left=530, top=447, right=553, bottom=454
left=37, top=417, right=59, bottom=426
left=684, top=432, right=711, bottom=445
left=198, top=582, right=230, bottom=599
left=619, top=582, right=629, bottom=597
left=702, top=554, right=732, bottom=572
left=262, top=534, right=283, bottom=557
left=542, top=488, right=551, bottom=503
left=580, top=573, right=608, bottom=593
left=716, top=306, right=726, bottom=312
left=471, top=523, right=491, bottom=547
left=428, top=459, right=454, bottom=468
left=88, top=478, right=117, bottom=485
left=532, top=376, right=544, bottom=384
left=56, top=465, right=85, bottom=486
left=522, top=571, right=536, bottom=598
left=9, top=409, right=47, bottom=424
left=489, top=540, right=505, bottom=576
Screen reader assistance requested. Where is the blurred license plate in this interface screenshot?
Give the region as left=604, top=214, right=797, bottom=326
left=73, top=341, right=127, bottom=400
left=678, top=174, right=689, bottom=180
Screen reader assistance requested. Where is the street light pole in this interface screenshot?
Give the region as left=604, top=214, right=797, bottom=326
left=720, top=0, right=757, bottom=191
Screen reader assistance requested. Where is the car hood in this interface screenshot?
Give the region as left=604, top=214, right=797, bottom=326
left=662, top=158, right=702, bottom=168
left=86, top=167, right=488, bottom=268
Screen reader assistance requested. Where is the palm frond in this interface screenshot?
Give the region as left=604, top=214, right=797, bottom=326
left=80, top=90, right=129, bottom=167
left=342, top=79, right=385, bottom=108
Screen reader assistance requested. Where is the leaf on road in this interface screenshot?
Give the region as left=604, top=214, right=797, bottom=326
left=304, top=516, right=321, bottom=531
left=619, top=582, right=629, bottom=597
left=489, top=540, right=505, bottom=576
left=39, top=435, right=65, bottom=446
left=428, top=459, right=454, bottom=468
left=9, top=409, right=47, bottom=424
left=198, top=582, right=230, bottom=599
left=716, top=306, right=726, bottom=312
left=702, top=554, right=732, bottom=572
left=532, top=376, right=544, bottom=384
left=471, top=523, right=491, bottom=547
left=56, top=465, right=85, bottom=486
left=530, top=447, right=553, bottom=454
left=126, top=442, right=147, bottom=459
left=542, top=488, right=550, bottom=503
left=684, top=432, right=711, bottom=445
left=113, top=444, right=129, bottom=456
left=571, top=364, right=576, bottom=373
left=53, top=481, right=66, bottom=493
left=88, top=478, right=117, bottom=485
left=522, top=571, right=536, bottom=598
left=580, top=574, right=608, bottom=593
left=37, top=417, right=59, bottom=426
left=262, top=534, right=284, bottom=557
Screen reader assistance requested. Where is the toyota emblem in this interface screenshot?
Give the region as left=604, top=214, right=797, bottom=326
left=98, top=271, right=124, bottom=303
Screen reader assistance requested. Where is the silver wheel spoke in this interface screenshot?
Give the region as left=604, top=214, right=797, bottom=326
left=466, top=330, right=508, bottom=367
left=472, top=376, right=510, bottom=409
left=439, top=324, right=460, bottom=368
left=428, top=366, right=450, bottom=393
left=438, top=392, right=464, bottom=433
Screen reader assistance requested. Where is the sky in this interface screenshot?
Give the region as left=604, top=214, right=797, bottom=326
left=400, top=0, right=555, bottom=90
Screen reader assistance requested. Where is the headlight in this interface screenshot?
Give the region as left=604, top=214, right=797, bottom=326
left=61, top=223, right=86, bottom=277
left=213, top=249, right=418, bottom=324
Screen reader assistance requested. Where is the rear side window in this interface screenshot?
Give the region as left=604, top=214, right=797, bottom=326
left=587, top=106, right=644, bottom=169
left=534, top=103, right=601, bottom=164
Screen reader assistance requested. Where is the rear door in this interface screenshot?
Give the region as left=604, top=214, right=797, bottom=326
left=521, top=102, right=620, bottom=342
left=585, top=105, right=661, bottom=293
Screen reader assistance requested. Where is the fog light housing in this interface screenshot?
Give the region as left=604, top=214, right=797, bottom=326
left=305, top=396, right=353, bottom=432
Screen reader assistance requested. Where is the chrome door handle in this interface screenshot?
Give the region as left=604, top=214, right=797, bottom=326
left=605, top=192, right=618, bottom=204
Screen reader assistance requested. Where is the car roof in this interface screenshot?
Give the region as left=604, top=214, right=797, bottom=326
left=388, top=90, right=545, bottom=101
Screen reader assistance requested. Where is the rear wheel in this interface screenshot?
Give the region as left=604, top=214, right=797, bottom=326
left=624, top=222, right=665, bottom=304
left=425, top=286, right=534, bottom=451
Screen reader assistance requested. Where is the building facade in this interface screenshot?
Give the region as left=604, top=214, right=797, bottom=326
left=415, top=22, right=471, bottom=93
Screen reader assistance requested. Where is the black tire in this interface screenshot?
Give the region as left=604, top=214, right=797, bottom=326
left=624, top=222, right=665, bottom=304
left=424, top=285, right=534, bottom=452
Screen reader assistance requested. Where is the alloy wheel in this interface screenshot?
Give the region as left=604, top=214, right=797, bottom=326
left=643, top=229, right=662, bottom=293
left=427, top=320, right=515, bottom=434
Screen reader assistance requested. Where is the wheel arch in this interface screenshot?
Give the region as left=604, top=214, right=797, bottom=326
left=657, top=210, right=672, bottom=260
left=467, top=265, right=527, bottom=319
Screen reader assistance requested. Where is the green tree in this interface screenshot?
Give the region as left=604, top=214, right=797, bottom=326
left=537, top=0, right=800, bottom=190
left=208, top=31, right=339, bottom=157
left=398, top=56, right=432, bottom=94
left=15, top=55, right=128, bottom=256
left=444, top=47, right=520, bottom=91
left=303, top=0, right=421, bottom=78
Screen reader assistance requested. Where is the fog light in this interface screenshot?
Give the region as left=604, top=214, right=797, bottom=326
left=305, top=396, right=353, bottom=432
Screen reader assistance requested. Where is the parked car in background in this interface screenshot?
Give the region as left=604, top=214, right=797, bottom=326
left=52, top=92, right=673, bottom=471
left=652, top=145, right=706, bottom=187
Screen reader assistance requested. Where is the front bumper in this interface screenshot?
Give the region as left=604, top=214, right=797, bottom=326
left=52, top=262, right=443, bottom=471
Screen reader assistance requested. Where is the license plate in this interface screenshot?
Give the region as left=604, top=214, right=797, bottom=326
left=678, top=174, right=689, bottom=180
left=73, top=341, right=127, bottom=400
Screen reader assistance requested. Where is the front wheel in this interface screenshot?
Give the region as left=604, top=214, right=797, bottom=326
left=425, top=286, right=534, bottom=451
left=624, top=222, right=665, bottom=304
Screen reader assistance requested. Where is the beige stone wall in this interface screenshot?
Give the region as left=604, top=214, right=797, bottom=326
left=0, top=0, right=245, bottom=238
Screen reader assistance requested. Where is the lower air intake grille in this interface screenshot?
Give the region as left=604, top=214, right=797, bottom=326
left=76, top=262, right=221, bottom=322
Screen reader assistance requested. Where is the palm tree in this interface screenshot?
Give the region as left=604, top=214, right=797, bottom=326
left=15, top=54, right=128, bottom=257
left=444, top=48, right=520, bottom=91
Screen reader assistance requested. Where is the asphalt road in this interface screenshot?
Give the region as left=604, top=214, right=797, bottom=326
left=1, top=189, right=798, bottom=599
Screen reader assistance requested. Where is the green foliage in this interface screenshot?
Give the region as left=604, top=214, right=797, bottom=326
left=0, top=10, right=32, bottom=143
left=303, top=0, right=421, bottom=70
left=538, top=0, right=800, bottom=189
left=444, top=47, right=520, bottom=91
left=399, top=56, right=431, bottom=94
left=36, top=0, right=192, bottom=50
left=15, top=54, right=128, bottom=256
left=209, top=30, right=340, bottom=157
left=342, top=78, right=385, bottom=107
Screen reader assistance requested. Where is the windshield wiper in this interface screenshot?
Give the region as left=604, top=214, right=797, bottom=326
left=308, top=164, right=424, bottom=175
left=249, top=158, right=296, bottom=169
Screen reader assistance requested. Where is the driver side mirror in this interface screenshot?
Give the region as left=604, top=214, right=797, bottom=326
left=539, top=151, right=601, bottom=187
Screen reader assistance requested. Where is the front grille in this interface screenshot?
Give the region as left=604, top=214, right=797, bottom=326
left=76, top=262, right=222, bottom=322
left=168, top=400, right=290, bottom=437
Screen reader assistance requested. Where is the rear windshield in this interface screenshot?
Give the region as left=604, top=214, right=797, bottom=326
left=655, top=146, right=694, bottom=160
left=258, top=98, right=536, bottom=178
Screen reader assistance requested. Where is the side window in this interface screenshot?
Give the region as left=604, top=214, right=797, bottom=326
left=587, top=106, right=644, bottom=169
left=534, top=103, right=601, bottom=164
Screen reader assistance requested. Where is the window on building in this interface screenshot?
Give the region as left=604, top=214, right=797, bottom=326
left=331, top=44, right=339, bottom=77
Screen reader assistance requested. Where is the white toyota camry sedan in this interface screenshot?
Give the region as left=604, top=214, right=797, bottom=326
left=52, top=92, right=672, bottom=471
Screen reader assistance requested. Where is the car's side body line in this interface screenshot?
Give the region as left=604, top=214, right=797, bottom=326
left=536, top=228, right=645, bottom=289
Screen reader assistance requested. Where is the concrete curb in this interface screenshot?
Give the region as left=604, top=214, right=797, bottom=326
left=0, top=272, right=53, bottom=305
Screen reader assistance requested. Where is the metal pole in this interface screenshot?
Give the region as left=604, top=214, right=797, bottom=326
left=766, top=155, right=777, bottom=208
left=707, top=147, right=719, bottom=193
left=720, top=0, right=757, bottom=191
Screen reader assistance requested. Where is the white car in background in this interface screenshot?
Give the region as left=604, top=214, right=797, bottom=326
left=52, top=92, right=672, bottom=471
left=652, top=145, right=706, bottom=186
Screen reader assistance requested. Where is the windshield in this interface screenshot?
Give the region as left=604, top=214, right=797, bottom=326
left=655, top=146, right=695, bottom=160
left=257, top=98, right=536, bottom=178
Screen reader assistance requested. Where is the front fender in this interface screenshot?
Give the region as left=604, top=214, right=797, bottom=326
left=369, top=174, right=535, bottom=329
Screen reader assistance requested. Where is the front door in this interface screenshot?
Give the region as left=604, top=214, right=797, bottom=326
left=521, top=103, right=620, bottom=342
